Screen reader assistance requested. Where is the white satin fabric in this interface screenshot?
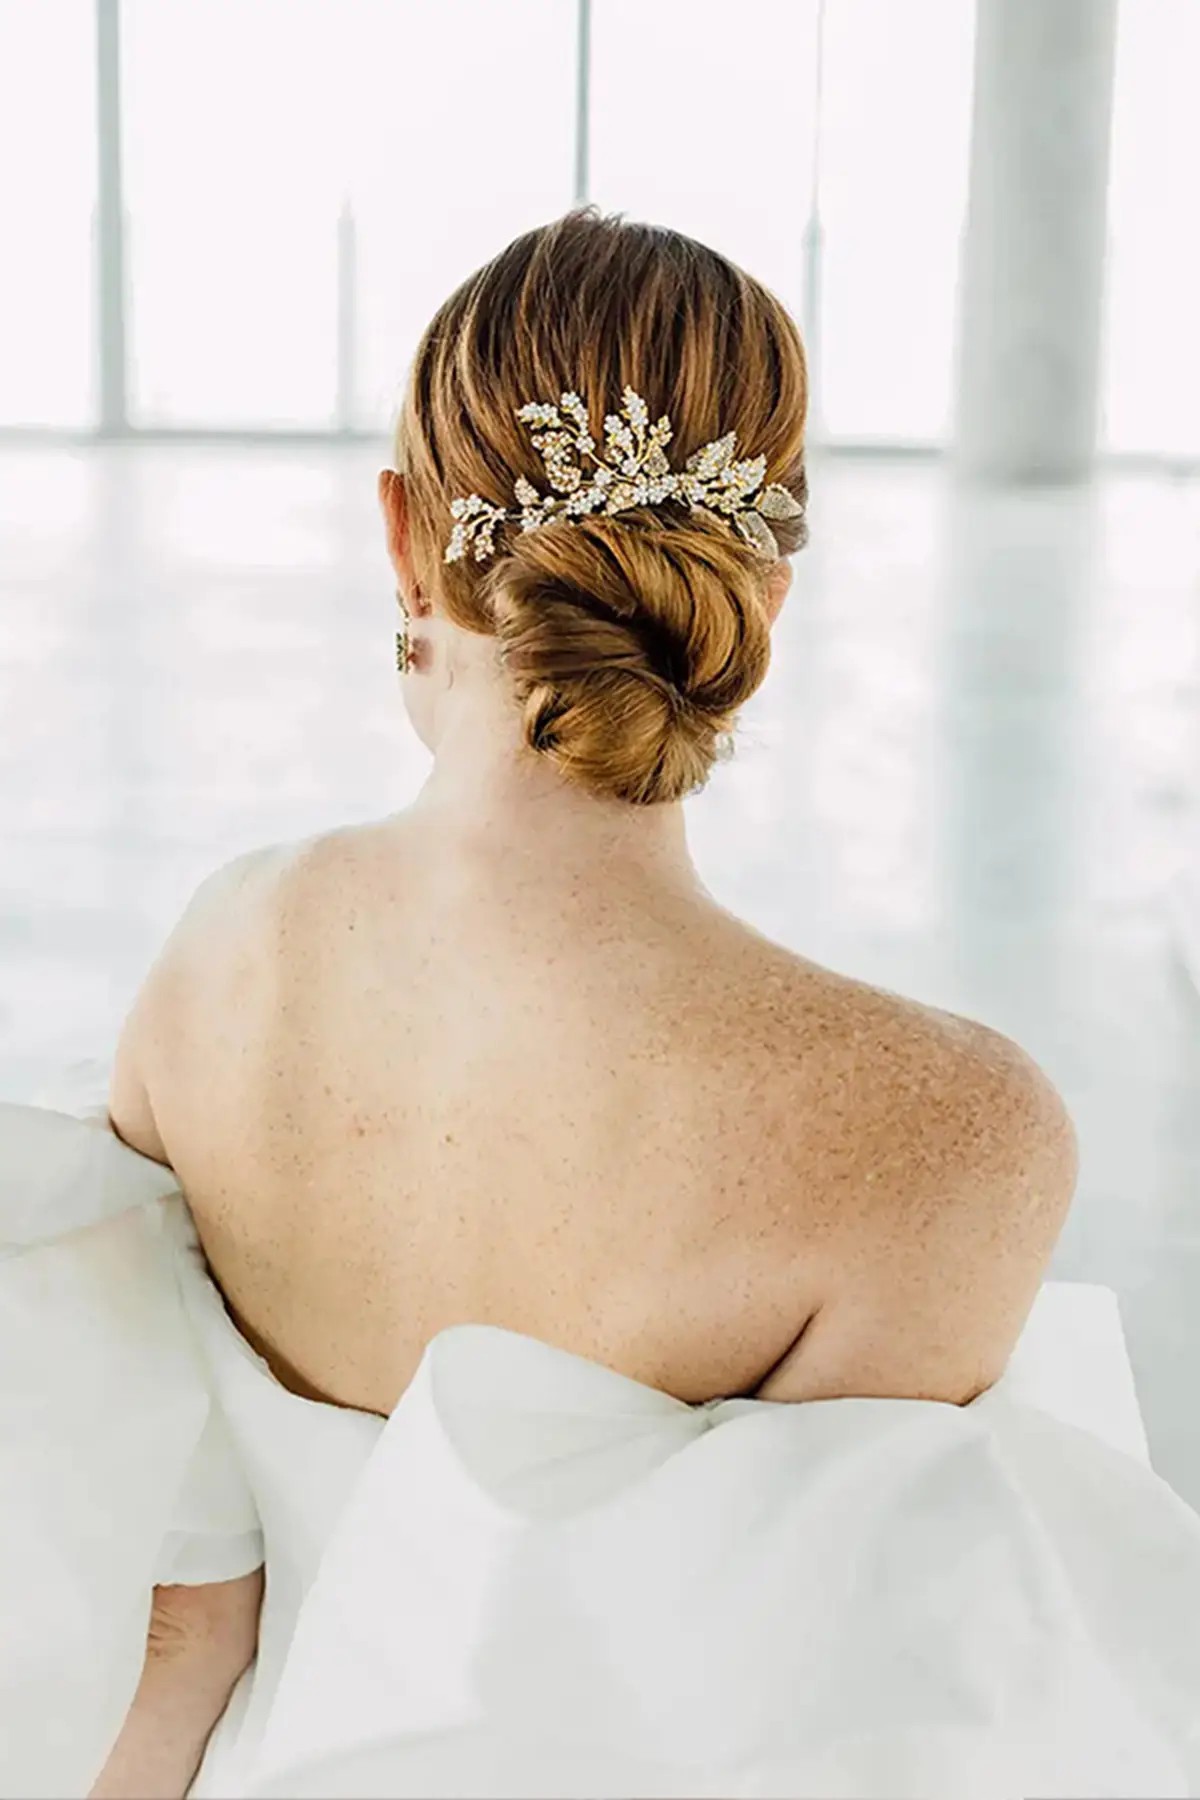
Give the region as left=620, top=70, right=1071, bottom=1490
left=2, top=1088, right=1200, bottom=1800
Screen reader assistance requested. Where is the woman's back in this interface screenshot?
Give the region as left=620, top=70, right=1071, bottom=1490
left=115, top=798, right=1072, bottom=1420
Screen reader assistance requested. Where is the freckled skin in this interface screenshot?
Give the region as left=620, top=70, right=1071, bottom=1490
left=112, top=810, right=1076, bottom=1417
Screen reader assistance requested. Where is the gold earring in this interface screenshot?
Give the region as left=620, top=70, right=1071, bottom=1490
left=395, top=617, right=413, bottom=676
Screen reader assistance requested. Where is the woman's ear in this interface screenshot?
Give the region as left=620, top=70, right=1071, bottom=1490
left=378, top=469, right=411, bottom=582
left=763, top=558, right=793, bottom=626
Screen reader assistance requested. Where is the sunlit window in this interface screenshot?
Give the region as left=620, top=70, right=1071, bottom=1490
left=816, top=0, right=976, bottom=445
left=121, top=0, right=574, bottom=431
left=589, top=0, right=821, bottom=335
left=2, top=0, right=1195, bottom=458
left=122, top=0, right=343, bottom=427
left=341, top=0, right=576, bottom=432
left=0, top=0, right=96, bottom=428
left=1103, top=0, right=1200, bottom=456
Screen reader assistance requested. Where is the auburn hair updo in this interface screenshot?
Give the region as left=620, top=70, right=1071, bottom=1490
left=396, top=210, right=808, bottom=805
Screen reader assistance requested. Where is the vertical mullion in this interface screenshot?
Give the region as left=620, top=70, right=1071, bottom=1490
left=801, top=0, right=827, bottom=446
left=335, top=197, right=358, bottom=434
left=94, top=0, right=127, bottom=435
left=573, top=0, right=591, bottom=205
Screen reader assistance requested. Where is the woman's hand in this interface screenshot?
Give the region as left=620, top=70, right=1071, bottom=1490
left=89, top=1570, right=263, bottom=1800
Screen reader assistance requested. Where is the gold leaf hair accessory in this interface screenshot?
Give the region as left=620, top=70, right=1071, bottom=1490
left=444, top=387, right=803, bottom=566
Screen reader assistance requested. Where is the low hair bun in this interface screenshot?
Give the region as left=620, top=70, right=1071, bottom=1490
left=487, top=511, right=773, bottom=805
left=398, top=212, right=809, bottom=803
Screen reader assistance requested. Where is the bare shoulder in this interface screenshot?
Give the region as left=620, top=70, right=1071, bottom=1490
left=828, top=974, right=1077, bottom=1214
left=108, top=822, right=393, bottom=1156
left=128, top=819, right=399, bottom=983
left=752, top=960, right=1078, bottom=1406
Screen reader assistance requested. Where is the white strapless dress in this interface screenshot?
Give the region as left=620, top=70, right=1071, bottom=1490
left=3, top=1077, right=1200, bottom=1800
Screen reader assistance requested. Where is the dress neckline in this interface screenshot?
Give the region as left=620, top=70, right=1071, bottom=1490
left=185, top=1216, right=741, bottom=1429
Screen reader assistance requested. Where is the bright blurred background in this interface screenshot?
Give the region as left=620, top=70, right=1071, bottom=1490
left=3, top=0, right=1197, bottom=450
left=1, top=0, right=1198, bottom=1497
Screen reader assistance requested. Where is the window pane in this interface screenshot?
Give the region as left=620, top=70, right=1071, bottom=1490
left=0, top=0, right=95, bottom=428
left=122, top=0, right=575, bottom=432
left=589, top=0, right=821, bottom=328
left=345, top=0, right=577, bottom=432
left=122, top=0, right=343, bottom=427
left=1103, top=0, right=1200, bottom=456
left=817, top=0, right=976, bottom=445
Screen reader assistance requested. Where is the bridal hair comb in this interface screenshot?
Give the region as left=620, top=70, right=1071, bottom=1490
left=444, top=387, right=804, bottom=566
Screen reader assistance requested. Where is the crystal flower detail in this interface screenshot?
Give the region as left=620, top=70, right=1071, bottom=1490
left=443, top=388, right=804, bottom=565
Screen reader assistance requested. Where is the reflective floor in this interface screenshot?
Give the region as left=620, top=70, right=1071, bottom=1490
left=2, top=441, right=1198, bottom=1501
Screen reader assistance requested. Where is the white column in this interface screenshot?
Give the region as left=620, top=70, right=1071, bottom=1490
left=954, top=0, right=1118, bottom=482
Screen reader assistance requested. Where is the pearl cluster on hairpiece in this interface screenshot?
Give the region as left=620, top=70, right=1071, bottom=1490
left=444, top=387, right=804, bottom=566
